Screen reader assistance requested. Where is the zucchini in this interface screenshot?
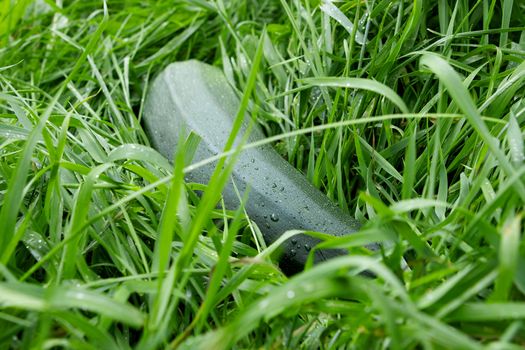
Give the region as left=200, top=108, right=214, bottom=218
left=143, top=60, right=361, bottom=274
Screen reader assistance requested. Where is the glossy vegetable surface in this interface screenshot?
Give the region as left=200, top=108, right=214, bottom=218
left=144, top=60, right=361, bottom=273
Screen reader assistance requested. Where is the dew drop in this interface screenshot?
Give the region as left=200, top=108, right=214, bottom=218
left=290, top=249, right=296, bottom=257
left=304, top=244, right=311, bottom=251
left=270, top=213, right=279, bottom=222
left=291, top=238, right=297, bottom=245
left=287, top=290, right=296, bottom=299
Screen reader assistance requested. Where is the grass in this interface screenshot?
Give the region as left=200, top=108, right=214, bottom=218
left=0, top=0, right=524, bottom=348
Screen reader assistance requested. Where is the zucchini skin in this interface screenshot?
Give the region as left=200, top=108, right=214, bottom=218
left=144, top=60, right=361, bottom=274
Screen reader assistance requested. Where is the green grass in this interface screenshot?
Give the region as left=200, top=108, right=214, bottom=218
left=0, top=0, right=524, bottom=348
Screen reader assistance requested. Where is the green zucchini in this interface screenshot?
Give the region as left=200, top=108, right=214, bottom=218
left=143, top=60, right=361, bottom=274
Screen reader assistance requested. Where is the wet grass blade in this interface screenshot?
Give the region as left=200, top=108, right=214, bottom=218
left=301, top=77, right=409, bottom=114
left=0, top=281, right=144, bottom=327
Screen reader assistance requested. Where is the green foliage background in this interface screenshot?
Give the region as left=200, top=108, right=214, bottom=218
left=0, top=0, right=524, bottom=349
